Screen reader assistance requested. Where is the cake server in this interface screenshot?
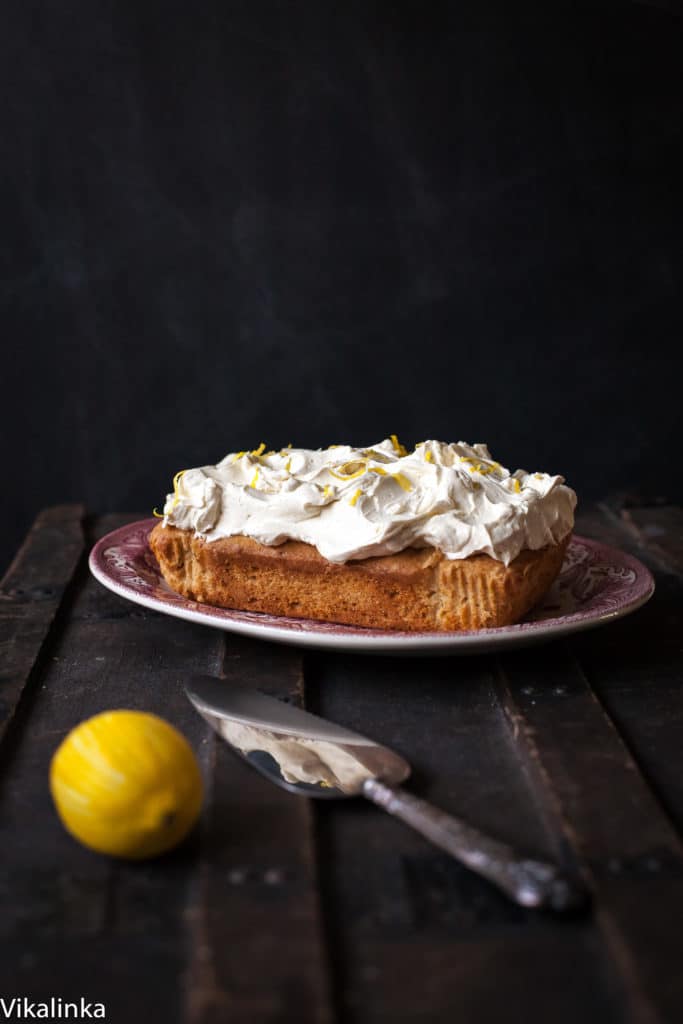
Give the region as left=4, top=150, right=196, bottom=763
left=185, top=675, right=586, bottom=912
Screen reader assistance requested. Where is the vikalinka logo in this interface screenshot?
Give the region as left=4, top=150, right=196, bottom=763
left=0, top=998, right=105, bottom=1019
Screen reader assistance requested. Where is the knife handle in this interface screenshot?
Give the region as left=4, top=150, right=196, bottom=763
left=361, top=777, right=587, bottom=912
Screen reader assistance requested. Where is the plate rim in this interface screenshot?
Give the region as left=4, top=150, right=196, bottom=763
left=88, top=520, right=655, bottom=653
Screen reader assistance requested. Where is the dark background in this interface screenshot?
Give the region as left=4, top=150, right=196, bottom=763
left=2, top=0, right=682, bottom=575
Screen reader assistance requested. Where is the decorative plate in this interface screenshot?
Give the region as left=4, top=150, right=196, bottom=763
left=89, top=520, right=655, bottom=654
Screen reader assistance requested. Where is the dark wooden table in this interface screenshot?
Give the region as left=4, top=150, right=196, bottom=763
left=1, top=500, right=682, bottom=1024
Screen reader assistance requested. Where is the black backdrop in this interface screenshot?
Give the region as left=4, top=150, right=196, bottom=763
left=2, top=1, right=682, bottom=574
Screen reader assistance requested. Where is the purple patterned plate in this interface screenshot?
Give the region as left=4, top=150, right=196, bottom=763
left=89, top=520, right=655, bottom=654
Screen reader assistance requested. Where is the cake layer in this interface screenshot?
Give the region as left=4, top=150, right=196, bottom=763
left=149, top=524, right=569, bottom=632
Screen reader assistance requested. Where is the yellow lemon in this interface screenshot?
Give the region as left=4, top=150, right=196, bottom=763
left=50, top=710, right=203, bottom=859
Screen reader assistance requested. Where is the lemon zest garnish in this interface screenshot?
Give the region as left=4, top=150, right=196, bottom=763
left=349, top=488, right=362, bottom=506
left=170, top=470, right=186, bottom=509
left=152, top=508, right=164, bottom=518
left=391, top=472, right=412, bottom=491
left=285, top=458, right=292, bottom=472
left=329, top=459, right=368, bottom=480
left=534, top=473, right=543, bottom=480
left=465, top=460, right=498, bottom=476
left=369, top=466, right=388, bottom=476
left=363, top=448, right=390, bottom=462
left=329, top=468, right=366, bottom=481
left=328, top=444, right=341, bottom=449
left=232, top=451, right=246, bottom=462
left=390, top=434, right=408, bottom=456
left=323, top=485, right=332, bottom=498
left=425, top=450, right=433, bottom=463
left=250, top=469, right=259, bottom=488
left=512, top=478, right=521, bottom=493
left=251, top=442, right=266, bottom=457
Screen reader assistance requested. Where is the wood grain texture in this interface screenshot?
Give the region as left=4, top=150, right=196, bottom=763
left=575, top=504, right=683, bottom=833
left=0, top=504, right=84, bottom=747
left=185, top=637, right=334, bottom=1024
left=0, top=511, right=224, bottom=1023
left=1, top=501, right=682, bottom=1024
left=617, top=504, right=683, bottom=577
left=491, top=502, right=683, bottom=1024
left=0, top=511, right=333, bottom=1024
left=309, top=652, right=621, bottom=1024
left=497, top=646, right=683, bottom=1024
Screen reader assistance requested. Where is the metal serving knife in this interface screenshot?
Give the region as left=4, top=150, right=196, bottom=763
left=185, top=675, right=586, bottom=912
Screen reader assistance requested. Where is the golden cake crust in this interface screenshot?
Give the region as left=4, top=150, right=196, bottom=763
left=149, top=524, right=569, bottom=632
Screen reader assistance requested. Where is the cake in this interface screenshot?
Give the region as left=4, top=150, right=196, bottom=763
left=149, top=437, right=576, bottom=632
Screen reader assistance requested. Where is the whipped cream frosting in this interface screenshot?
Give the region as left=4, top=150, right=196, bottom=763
left=160, top=438, right=576, bottom=565
left=216, top=720, right=376, bottom=793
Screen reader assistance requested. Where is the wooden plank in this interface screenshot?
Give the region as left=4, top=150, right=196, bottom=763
left=3, top=501, right=682, bottom=1023
left=0, top=512, right=224, bottom=1024
left=578, top=499, right=683, bottom=578
left=574, top=501, right=683, bottom=823
left=0, top=512, right=334, bottom=1024
left=568, top=501, right=683, bottom=829
left=572, top=570, right=683, bottom=832
left=185, top=636, right=334, bottom=1024
left=309, top=652, right=624, bottom=1024
left=0, top=504, right=85, bottom=746
left=493, top=502, right=683, bottom=1023
left=616, top=504, right=683, bottom=577
left=308, top=503, right=683, bottom=1022
left=497, top=642, right=683, bottom=1024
